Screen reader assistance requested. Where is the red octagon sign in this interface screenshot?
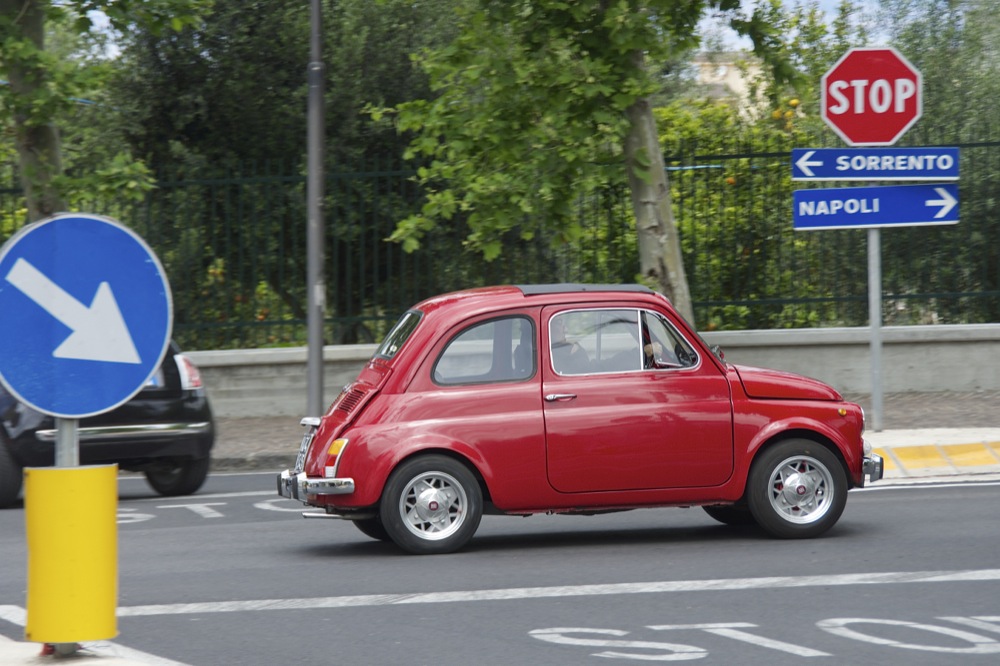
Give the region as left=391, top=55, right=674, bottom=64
left=821, top=47, right=922, bottom=146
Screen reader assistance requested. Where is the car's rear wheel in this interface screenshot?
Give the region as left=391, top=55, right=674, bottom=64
left=702, top=504, right=756, bottom=526
left=747, top=439, right=847, bottom=539
left=353, top=515, right=390, bottom=541
left=0, top=441, right=23, bottom=508
left=144, top=456, right=211, bottom=497
left=379, top=455, right=482, bottom=555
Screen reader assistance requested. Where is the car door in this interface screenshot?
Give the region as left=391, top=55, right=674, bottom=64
left=541, top=306, right=734, bottom=493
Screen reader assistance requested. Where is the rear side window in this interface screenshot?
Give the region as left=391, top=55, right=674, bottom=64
left=433, top=316, right=535, bottom=385
left=375, top=310, right=422, bottom=359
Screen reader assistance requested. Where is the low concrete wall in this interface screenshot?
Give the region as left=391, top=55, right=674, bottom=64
left=187, top=324, right=1000, bottom=418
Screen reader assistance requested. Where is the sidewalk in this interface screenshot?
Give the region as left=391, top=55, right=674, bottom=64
left=869, top=428, right=1000, bottom=482
left=848, top=390, right=1000, bottom=482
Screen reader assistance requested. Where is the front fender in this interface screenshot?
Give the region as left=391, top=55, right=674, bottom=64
left=736, top=412, right=864, bottom=492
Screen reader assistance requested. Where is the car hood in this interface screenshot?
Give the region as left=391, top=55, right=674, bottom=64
left=734, top=364, right=842, bottom=401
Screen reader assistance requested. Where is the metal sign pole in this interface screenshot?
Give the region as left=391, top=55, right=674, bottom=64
left=54, top=418, right=79, bottom=467
left=867, top=228, right=884, bottom=432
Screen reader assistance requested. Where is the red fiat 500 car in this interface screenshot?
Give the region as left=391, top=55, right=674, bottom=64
left=278, top=284, right=883, bottom=554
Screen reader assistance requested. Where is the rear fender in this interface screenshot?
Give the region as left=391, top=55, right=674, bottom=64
left=334, top=432, right=491, bottom=508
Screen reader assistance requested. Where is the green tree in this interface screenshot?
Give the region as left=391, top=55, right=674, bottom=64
left=104, top=0, right=467, bottom=345
left=0, top=0, right=208, bottom=221
left=385, top=0, right=800, bottom=323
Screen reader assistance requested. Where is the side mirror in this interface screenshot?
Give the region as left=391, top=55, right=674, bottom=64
left=710, top=345, right=725, bottom=361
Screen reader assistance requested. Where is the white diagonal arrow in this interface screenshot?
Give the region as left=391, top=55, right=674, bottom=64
left=795, top=150, right=824, bottom=177
left=5, top=257, right=141, bottom=364
left=926, top=187, right=957, bottom=219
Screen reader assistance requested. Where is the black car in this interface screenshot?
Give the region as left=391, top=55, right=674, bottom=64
left=0, top=342, right=215, bottom=507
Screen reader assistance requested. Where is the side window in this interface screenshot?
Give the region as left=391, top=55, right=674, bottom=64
left=641, top=310, right=698, bottom=369
left=551, top=309, right=641, bottom=375
left=433, top=316, right=536, bottom=385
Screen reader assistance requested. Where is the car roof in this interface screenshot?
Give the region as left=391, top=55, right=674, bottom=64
left=410, top=284, right=664, bottom=323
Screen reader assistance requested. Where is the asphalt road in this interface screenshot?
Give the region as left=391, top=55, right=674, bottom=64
left=3, top=472, right=1000, bottom=665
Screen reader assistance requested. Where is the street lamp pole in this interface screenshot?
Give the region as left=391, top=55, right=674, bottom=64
left=306, top=0, right=326, bottom=417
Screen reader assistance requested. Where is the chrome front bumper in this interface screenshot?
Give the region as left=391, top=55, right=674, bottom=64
left=862, top=453, right=885, bottom=486
left=277, top=469, right=355, bottom=502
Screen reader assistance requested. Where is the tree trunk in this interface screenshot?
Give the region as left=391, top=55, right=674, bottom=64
left=623, top=55, right=694, bottom=324
left=1, top=0, right=67, bottom=221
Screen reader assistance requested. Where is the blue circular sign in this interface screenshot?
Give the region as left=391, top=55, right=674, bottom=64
left=0, top=214, right=172, bottom=418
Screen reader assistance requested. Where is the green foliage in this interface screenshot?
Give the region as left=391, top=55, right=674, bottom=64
left=385, top=0, right=804, bottom=261
left=0, top=0, right=209, bottom=220
left=4, top=0, right=996, bottom=347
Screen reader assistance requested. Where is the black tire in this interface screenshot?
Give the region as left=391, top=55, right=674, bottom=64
left=747, top=439, right=847, bottom=539
left=379, top=455, right=482, bottom=555
left=0, top=441, right=23, bottom=508
left=144, top=456, right=211, bottom=497
left=702, top=504, right=756, bottom=526
left=353, top=515, right=391, bottom=542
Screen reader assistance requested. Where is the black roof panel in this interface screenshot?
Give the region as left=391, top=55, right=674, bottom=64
left=516, top=283, right=654, bottom=296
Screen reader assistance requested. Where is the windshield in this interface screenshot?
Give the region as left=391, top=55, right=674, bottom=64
left=374, top=310, right=422, bottom=359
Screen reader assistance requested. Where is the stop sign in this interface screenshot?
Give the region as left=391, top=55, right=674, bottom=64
left=821, top=47, right=922, bottom=146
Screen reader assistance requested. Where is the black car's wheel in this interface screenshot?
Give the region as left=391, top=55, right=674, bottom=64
left=379, top=455, right=482, bottom=555
left=702, top=504, right=756, bottom=526
left=144, top=456, right=211, bottom=497
left=747, top=439, right=847, bottom=539
left=353, top=515, right=390, bottom=541
left=0, top=441, right=23, bottom=508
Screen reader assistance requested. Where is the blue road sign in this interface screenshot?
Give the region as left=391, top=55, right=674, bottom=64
left=794, top=183, right=959, bottom=231
left=0, top=214, right=172, bottom=418
left=792, top=147, right=959, bottom=181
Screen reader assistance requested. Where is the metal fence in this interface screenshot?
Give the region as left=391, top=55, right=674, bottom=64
left=2, top=134, right=997, bottom=350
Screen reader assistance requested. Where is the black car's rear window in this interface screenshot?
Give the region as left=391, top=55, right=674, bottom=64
left=374, top=310, right=422, bottom=359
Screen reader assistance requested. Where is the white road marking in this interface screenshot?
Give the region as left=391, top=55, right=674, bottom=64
left=0, top=606, right=189, bottom=666
left=647, top=623, right=830, bottom=657
left=108, top=568, right=1000, bottom=617
left=6, top=573, right=1000, bottom=664
left=817, top=617, right=1000, bottom=654
left=156, top=502, right=227, bottom=518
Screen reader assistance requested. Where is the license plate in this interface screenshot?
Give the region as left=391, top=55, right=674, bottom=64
left=293, top=429, right=315, bottom=474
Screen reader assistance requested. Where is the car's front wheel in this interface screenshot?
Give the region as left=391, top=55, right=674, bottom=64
left=379, top=455, right=482, bottom=555
left=747, top=439, right=847, bottom=539
left=144, top=456, right=211, bottom=497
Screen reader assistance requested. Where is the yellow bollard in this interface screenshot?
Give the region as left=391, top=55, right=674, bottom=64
left=24, top=464, right=118, bottom=643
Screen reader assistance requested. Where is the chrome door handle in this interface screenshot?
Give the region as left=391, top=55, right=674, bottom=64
left=545, top=393, right=577, bottom=402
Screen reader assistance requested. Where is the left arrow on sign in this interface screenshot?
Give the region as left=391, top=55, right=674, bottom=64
left=795, top=150, right=823, bottom=177
left=4, top=257, right=141, bottom=364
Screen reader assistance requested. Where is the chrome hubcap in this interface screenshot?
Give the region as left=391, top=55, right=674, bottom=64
left=767, top=455, right=834, bottom=524
left=399, top=471, right=468, bottom=541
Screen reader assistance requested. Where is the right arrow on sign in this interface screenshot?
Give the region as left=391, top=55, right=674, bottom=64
left=926, top=187, right=958, bottom=218
left=793, top=183, right=959, bottom=230
left=4, top=258, right=141, bottom=364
